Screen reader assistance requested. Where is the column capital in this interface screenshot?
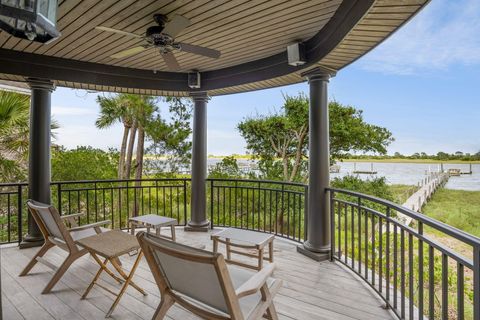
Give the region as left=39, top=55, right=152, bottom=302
left=190, top=91, right=210, bottom=102
left=27, top=78, right=55, bottom=91
left=301, top=66, right=336, bottom=82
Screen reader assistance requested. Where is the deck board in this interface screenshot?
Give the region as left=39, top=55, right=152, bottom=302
left=1, top=228, right=396, bottom=320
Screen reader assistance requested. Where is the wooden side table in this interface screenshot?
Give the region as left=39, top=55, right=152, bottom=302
left=76, top=230, right=147, bottom=317
left=129, top=214, right=177, bottom=241
left=211, top=228, right=274, bottom=270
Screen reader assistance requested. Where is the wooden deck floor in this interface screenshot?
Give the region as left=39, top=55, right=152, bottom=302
left=1, top=229, right=396, bottom=320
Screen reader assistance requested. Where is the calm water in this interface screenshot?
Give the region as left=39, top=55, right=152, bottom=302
left=331, top=162, right=480, bottom=191
left=206, top=159, right=480, bottom=191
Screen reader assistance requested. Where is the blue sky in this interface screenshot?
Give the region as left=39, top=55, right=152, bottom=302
left=51, top=0, right=480, bottom=156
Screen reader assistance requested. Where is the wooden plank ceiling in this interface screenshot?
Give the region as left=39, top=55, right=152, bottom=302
left=0, top=0, right=428, bottom=96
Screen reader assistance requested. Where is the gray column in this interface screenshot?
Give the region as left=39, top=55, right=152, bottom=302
left=20, top=79, right=54, bottom=248
left=297, top=69, right=333, bottom=261
left=185, top=92, right=210, bottom=231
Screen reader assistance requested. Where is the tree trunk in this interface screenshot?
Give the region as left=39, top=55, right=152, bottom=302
left=134, top=127, right=145, bottom=181
left=125, top=123, right=137, bottom=178
left=118, top=125, right=130, bottom=179
left=133, top=127, right=145, bottom=217
left=289, top=130, right=307, bottom=181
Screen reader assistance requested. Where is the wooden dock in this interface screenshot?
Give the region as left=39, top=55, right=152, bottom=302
left=352, top=163, right=377, bottom=175
left=397, top=172, right=449, bottom=226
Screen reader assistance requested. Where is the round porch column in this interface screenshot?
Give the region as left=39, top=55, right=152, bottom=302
left=297, top=68, right=333, bottom=261
left=185, top=92, right=210, bottom=231
left=20, top=79, right=54, bottom=248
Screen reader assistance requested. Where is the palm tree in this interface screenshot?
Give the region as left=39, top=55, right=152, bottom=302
left=96, top=94, right=135, bottom=179
left=95, top=94, right=157, bottom=180
left=0, top=90, right=58, bottom=182
left=0, top=91, right=30, bottom=181
left=130, top=95, right=157, bottom=181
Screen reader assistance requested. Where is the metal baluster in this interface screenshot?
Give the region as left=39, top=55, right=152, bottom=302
left=418, top=222, right=424, bottom=320
left=394, top=224, right=398, bottom=310
left=365, top=209, right=369, bottom=280
left=442, top=254, right=448, bottom=320
left=457, top=262, right=464, bottom=320
left=372, top=212, right=376, bottom=287
left=183, top=180, right=187, bottom=225
left=429, top=245, right=435, bottom=319
left=344, top=203, right=347, bottom=264
left=17, top=185, right=23, bottom=243
left=379, top=213, right=383, bottom=293
left=409, top=233, right=414, bottom=320
left=386, top=207, right=391, bottom=304
left=330, top=192, right=335, bottom=261
left=338, top=200, right=342, bottom=260
left=351, top=205, right=355, bottom=268
left=474, top=246, right=480, bottom=320
left=7, top=194, right=11, bottom=243
left=401, top=229, right=405, bottom=319
left=358, top=198, right=362, bottom=273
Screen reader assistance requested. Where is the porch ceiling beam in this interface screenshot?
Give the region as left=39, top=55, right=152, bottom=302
left=0, top=0, right=373, bottom=94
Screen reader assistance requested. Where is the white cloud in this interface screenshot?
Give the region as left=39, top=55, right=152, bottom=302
left=52, top=105, right=97, bottom=116
left=357, top=0, right=480, bottom=75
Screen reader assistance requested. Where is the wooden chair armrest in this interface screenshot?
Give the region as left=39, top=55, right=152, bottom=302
left=68, top=220, right=111, bottom=232
left=61, top=212, right=86, bottom=227
left=60, top=212, right=86, bottom=220
left=235, top=263, right=276, bottom=298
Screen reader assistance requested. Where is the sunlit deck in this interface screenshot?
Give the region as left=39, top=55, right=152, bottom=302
left=1, top=228, right=394, bottom=320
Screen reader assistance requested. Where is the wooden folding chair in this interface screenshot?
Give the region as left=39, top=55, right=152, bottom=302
left=19, top=199, right=111, bottom=294
left=137, top=231, right=282, bottom=320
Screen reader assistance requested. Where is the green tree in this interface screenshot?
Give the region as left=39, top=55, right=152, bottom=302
left=52, top=146, right=118, bottom=181
left=237, top=93, right=393, bottom=181
left=96, top=94, right=158, bottom=180
left=96, top=94, right=134, bottom=179
left=0, top=90, right=58, bottom=182
left=144, top=97, right=192, bottom=176
left=208, top=156, right=242, bottom=178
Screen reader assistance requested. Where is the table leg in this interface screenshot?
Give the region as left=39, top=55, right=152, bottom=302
left=82, top=255, right=109, bottom=299
left=213, top=237, right=218, bottom=253
left=130, top=222, right=136, bottom=236
left=156, top=226, right=160, bottom=236
left=110, top=255, right=146, bottom=296
left=106, top=251, right=145, bottom=318
left=258, top=247, right=264, bottom=270
left=269, top=240, right=274, bottom=263
left=170, top=225, right=176, bottom=241
left=226, top=238, right=231, bottom=260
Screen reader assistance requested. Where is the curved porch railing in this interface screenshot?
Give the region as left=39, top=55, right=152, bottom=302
left=328, top=188, right=480, bottom=320
left=208, top=178, right=307, bottom=242
left=1, top=178, right=479, bottom=319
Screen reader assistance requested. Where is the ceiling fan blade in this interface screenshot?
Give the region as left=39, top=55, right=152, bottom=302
left=111, top=46, right=147, bottom=59
left=96, top=26, right=143, bottom=38
left=162, top=52, right=181, bottom=71
left=178, top=42, right=221, bottom=59
left=163, top=15, right=191, bottom=37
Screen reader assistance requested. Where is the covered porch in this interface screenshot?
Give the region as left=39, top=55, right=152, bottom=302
left=2, top=228, right=394, bottom=320
left=2, top=1, right=477, bottom=320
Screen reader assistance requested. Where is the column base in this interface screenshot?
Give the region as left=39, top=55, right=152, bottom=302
left=19, top=234, right=44, bottom=249
left=184, top=220, right=210, bottom=232
left=297, top=245, right=330, bottom=262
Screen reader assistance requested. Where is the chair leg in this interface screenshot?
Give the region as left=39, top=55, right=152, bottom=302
left=41, top=253, right=78, bottom=294
left=265, top=304, right=279, bottom=320
left=19, top=242, right=54, bottom=276
left=153, top=295, right=175, bottom=320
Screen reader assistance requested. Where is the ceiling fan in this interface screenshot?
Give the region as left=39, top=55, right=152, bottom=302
left=95, top=14, right=221, bottom=71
